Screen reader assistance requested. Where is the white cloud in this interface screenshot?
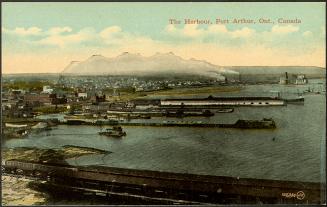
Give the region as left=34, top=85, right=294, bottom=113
left=99, top=26, right=122, bottom=39
left=3, top=24, right=325, bottom=73
left=165, top=24, right=177, bottom=33
left=302, top=31, right=313, bottom=37
left=207, top=25, right=228, bottom=34
left=99, top=26, right=127, bottom=45
left=231, top=27, right=255, bottom=38
left=182, top=25, right=205, bottom=37
left=165, top=24, right=255, bottom=40
left=48, top=27, right=73, bottom=35
left=165, top=24, right=300, bottom=41
left=38, top=27, right=96, bottom=48
left=271, top=25, right=299, bottom=34
left=3, top=26, right=42, bottom=36
left=3, top=25, right=155, bottom=48
left=3, top=26, right=96, bottom=48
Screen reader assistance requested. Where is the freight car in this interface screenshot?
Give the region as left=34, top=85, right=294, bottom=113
left=3, top=160, right=78, bottom=178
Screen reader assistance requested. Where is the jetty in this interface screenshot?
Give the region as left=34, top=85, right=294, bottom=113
left=63, top=118, right=277, bottom=129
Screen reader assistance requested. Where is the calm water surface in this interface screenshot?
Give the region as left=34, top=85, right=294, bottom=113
left=5, top=80, right=326, bottom=183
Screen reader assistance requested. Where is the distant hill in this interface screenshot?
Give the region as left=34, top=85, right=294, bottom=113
left=227, top=66, right=325, bottom=76
left=62, top=52, right=238, bottom=79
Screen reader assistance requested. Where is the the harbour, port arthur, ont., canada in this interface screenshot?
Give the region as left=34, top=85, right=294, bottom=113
left=1, top=2, right=326, bottom=206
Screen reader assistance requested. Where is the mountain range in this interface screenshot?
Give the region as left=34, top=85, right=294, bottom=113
left=62, top=52, right=238, bottom=79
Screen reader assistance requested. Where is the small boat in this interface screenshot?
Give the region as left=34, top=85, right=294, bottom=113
left=216, top=108, right=234, bottom=113
left=201, top=110, right=215, bottom=117
left=233, top=118, right=276, bottom=129
left=284, top=96, right=304, bottom=104
left=98, top=126, right=126, bottom=138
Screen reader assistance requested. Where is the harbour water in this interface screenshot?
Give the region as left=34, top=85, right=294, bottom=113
left=4, top=80, right=326, bottom=184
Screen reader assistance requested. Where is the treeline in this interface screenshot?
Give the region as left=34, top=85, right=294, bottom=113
left=33, top=106, right=67, bottom=114
left=4, top=81, right=54, bottom=91
left=104, top=87, right=136, bottom=93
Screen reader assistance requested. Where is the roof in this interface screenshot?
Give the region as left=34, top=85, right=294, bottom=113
left=163, top=96, right=280, bottom=101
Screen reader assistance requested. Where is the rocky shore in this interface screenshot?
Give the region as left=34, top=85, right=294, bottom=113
left=2, top=145, right=110, bottom=205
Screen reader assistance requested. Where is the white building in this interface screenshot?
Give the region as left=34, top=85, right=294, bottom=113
left=42, top=86, right=53, bottom=94
left=78, top=92, right=88, bottom=99
left=295, top=75, right=308, bottom=85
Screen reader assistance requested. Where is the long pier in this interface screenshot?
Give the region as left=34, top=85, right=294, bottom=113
left=64, top=118, right=277, bottom=129
left=3, top=160, right=324, bottom=204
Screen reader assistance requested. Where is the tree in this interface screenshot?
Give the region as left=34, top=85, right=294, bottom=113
left=69, top=105, right=76, bottom=115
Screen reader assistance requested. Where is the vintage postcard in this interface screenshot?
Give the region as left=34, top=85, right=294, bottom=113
left=1, top=1, right=326, bottom=205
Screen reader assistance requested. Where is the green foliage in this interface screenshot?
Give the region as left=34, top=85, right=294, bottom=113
left=55, top=85, right=75, bottom=92
left=68, top=104, right=83, bottom=115
left=69, top=105, right=76, bottom=115
left=4, top=81, right=54, bottom=91
left=104, top=87, right=135, bottom=93
left=33, top=106, right=67, bottom=114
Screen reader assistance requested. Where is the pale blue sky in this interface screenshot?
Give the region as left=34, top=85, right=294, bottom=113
left=3, top=3, right=325, bottom=36
left=2, top=2, right=326, bottom=73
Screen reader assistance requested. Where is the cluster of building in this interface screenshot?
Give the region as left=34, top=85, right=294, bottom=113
left=2, top=86, right=68, bottom=118
left=279, top=72, right=308, bottom=85
left=58, top=75, right=225, bottom=92
left=2, top=72, right=309, bottom=119
left=2, top=80, right=148, bottom=118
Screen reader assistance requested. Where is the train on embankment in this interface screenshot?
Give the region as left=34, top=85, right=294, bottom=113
left=2, top=160, right=324, bottom=205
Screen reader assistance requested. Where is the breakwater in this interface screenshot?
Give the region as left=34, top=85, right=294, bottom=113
left=63, top=118, right=276, bottom=129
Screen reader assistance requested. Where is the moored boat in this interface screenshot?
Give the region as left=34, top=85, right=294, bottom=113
left=216, top=108, right=234, bottom=113
left=98, top=126, right=126, bottom=138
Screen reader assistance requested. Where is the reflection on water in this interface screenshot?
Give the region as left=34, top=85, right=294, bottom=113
left=4, top=80, right=326, bottom=183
